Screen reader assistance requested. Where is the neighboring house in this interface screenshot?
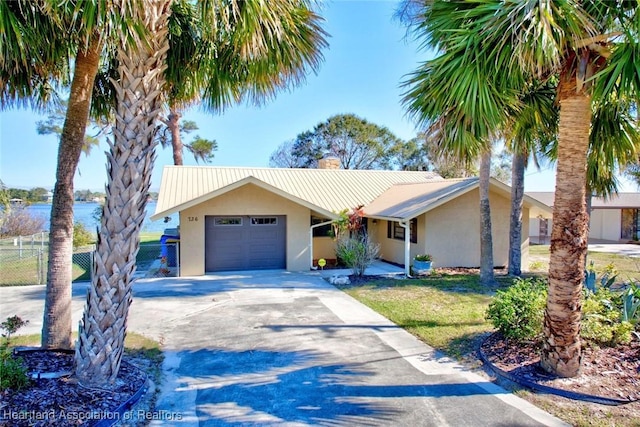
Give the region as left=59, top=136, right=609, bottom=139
left=527, top=192, right=640, bottom=243
left=151, top=165, right=552, bottom=276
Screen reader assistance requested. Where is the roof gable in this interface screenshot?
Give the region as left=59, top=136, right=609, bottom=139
left=366, top=178, right=553, bottom=220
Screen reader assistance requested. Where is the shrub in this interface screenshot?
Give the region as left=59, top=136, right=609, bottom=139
left=0, top=206, right=46, bottom=237
left=0, top=349, right=29, bottom=390
left=0, top=316, right=29, bottom=391
left=581, top=288, right=633, bottom=346
left=622, top=281, right=640, bottom=326
left=73, top=222, right=95, bottom=248
left=486, top=278, right=547, bottom=342
left=334, top=233, right=380, bottom=276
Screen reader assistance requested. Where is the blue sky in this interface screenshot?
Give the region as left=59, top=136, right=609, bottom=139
left=0, top=0, right=636, bottom=193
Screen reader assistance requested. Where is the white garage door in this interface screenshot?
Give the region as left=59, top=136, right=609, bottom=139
left=205, top=215, right=286, bottom=271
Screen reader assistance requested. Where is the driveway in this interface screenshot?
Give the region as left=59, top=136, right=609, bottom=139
left=588, top=243, right=640, bottom=257
left=0, top=271, right=566, bottom=426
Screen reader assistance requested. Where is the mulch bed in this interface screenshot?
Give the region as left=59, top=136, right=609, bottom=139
left=480, top=332, right=640, bottom=403
left=1, top=350, right=147, bottom=427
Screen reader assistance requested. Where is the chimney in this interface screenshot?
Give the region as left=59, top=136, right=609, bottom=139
left=318, top=155, right=340, bottom=170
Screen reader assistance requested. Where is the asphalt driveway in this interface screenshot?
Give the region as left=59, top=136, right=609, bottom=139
left=0, top=271, right=566, bottom=426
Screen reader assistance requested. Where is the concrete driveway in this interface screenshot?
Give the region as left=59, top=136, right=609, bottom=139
left=0, top=271, right=566, bottom=426
left=588, top=242, right=640, bottom=257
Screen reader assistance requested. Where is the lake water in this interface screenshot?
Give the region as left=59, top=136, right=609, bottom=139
left=27, top=202, right=178, bottom=234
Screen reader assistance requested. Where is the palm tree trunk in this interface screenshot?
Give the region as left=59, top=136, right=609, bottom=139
left=167, top=108, right=184, bottom=165
left=42, top=35, right=102, bottom=349
left=508, top=151, right=526, bottom=276
left=479, top=150, right=495, bottom=285
left=540, top=94, right=592, bottom=378
left=74, top=0, right=171, bottom=387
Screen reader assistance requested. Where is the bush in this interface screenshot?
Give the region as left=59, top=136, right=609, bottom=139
left=0, top=348, right=29, bottom=390
left=73, top=222, right=95, bottom=248
left=334, top=233, right=380, bottom=276
left=0, top=316, right=29, bottom=391
left=581, top=288, right=634, bottom=346
left=486, top=278, right=547, bottom=342
left=0, top=206, right=46, bottom=237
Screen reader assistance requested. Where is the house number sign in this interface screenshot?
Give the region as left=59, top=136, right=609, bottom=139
left=188, top=216, right=198, bottom=222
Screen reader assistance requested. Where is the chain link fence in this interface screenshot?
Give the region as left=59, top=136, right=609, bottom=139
left=0, top=233, right=179, bottom=286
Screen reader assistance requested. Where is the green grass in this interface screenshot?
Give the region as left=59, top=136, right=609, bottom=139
left=341, top=275, right=511, bottom=360
left=8, top=332, right=163, bottom=366
left=139, top=232, right=162, bottom=244
left=529, top=244, right=640, bottom=282
left=1, top=232, right=165, bottom=287
left=0, top=251, right=92, bottom=286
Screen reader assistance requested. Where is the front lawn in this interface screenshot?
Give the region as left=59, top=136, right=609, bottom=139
left=341, top=256, right=640, bottom=427
left=339, top=274, right=510, bottom=361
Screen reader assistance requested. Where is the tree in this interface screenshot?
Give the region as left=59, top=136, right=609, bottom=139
left=0, top=181, right=9, bottom=211
left=74, top=0, right=171, bottom=387
left=398, top=1, right=640, bottom=377
left=479, top=149, right=495, bottom=285
left=74, top=0, right=328, bottom=387
left=156, top=118, right=217, bottom=164
left=270, top=114, right=404, bottom=169
left=390, top=136, right=432, bottom=171
left=161, top=0, right=327, bottom=166
left=0, top=0, right=134, bottom=350
left=28, top=187, right=50, bottom=202
left=36, top=99, right=104, bottom=157
left=269, top=139, right=302, bottom=168
left=503, top=80, right=559, bottom=277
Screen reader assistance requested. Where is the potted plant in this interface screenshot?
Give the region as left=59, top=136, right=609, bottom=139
left=413, top=254, right=433, bottom=273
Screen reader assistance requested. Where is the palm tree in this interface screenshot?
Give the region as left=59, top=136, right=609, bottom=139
left=0, top=0, right=119, bottom=349
left=503, top=80, right=558, bottom=276
left=74, top=0, right=328, bottom=387
left=160, top=0, right=327, bottom=166
left=399, top=12, right=511, bottom=286
left=398, top=1, right=639, bottom=377
left=73, top=0, right=171, bottom=386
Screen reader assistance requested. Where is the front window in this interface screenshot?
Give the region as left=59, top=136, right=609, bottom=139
left=387, top=219, right=417, bottom=243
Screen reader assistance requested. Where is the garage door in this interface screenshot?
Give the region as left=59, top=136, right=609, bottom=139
left=205, top=215, right=286, bottom=271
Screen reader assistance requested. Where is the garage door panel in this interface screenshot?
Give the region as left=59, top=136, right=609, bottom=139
left=205, top=215, right=286, bottom=271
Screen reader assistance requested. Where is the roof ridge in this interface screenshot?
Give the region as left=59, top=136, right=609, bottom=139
left=164, top=165, right=442, bottom=175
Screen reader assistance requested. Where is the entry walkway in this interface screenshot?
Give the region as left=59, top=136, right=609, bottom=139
left=0, top=271, right=566, bottom=426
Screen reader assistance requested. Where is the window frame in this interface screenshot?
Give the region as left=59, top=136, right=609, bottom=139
left=214, top=217, right=243, bottom=226
left=387, top=219, right=417, bottom=244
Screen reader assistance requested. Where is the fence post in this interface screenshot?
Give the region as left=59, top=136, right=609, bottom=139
left=19, top=235, right=23, bottom=258
left=38, top=249, right=43, bottom=285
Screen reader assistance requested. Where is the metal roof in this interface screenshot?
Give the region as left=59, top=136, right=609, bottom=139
left=367, top=178, right=553, bottom=220
left=526, top=192, right=640, bottom=209
left=151, top=166, right=444, bottom=220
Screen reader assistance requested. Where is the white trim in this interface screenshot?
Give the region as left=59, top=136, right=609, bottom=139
left=399, top=220, right=412, bottom=278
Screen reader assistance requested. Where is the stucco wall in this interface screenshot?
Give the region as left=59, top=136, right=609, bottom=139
left=313, top=236, right=336, bottom=260
left=375, top=218, right=421, bottom=265
left=377, top=188, right=516, bottom=268
left=179, top=184, right=311, bottom=275
left=530, top=209, right=622, bottom=242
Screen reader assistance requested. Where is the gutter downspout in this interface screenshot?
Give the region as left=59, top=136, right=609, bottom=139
left=399, top=220, right=412, bottom=278
left=310, top=220, right=334, bottom=269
